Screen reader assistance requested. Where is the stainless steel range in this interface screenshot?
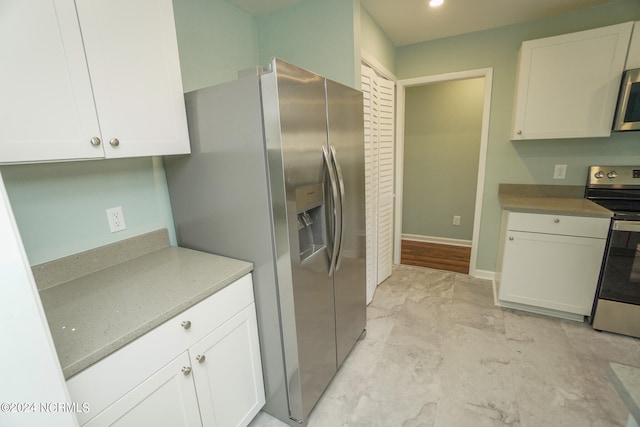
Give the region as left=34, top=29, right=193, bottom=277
left=585, top=166, right=640, bottom=338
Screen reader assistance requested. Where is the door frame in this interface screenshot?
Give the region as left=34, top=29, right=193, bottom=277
left=394, top=68, right=493, bottom=277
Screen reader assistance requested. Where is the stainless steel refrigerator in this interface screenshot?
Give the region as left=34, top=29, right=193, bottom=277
left=164, top=58, right=366, bottom=425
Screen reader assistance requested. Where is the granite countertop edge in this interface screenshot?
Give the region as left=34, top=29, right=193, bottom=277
left=498, top=184, right=613, bottom=218
left=61, top=261, right=252, bottom=379
left=35, top=229, right=253, bottom=379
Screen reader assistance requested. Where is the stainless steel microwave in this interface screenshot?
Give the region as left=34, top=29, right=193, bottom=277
left=613, top=68, right=640, bottom=131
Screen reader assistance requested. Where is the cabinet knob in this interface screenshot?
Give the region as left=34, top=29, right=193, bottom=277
left=554, top=218, right=560, bottom=223
left=517, top=130, right=522, bottom=135
left=181, top=366, right=192, bottom=376
left=196, top=354, right=206, bottom=364
left=90, top=137, right=101, bottom=146
left=110, top=138, right=120, bottom=147
left=181, top=320, right=191, bottom=330
left=508, top=236, right=514, bottom=241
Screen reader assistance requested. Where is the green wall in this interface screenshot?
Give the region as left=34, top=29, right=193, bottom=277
left=360, top=6, right=396, bottom=75
left=1, top=158, right=175, bottom=265
left=403, top=78, right=484, bottom=241
left=397, top=0, right=640, bottom=272
left=257, top=0, right=360, bottom=87
left=173, top=0, right=259, bottom=92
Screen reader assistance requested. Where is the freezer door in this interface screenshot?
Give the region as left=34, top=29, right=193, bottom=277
left=262, top=59, right=337, bottom=422
left=326, top=79, right=367, bottom=367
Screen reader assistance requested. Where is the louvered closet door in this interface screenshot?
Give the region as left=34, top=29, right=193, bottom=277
left=361, top=65, right=379, bottom=305
left=376, top=77, right=394, bottom=285
left=361, top=64, right=395, bottom=304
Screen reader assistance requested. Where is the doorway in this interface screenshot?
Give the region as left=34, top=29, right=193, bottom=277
left=394, top=68, right=493, bottom=277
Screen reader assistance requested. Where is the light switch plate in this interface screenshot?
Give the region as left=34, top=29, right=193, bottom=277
left=553, top=164, right=567, bottom=180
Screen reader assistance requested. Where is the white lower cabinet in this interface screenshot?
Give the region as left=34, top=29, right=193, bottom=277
left=84, top=353, right=201, bottom=427
left=191, top=305, right=264, bottom=427
left=496, top=212, right=609, bottom=320
left=67, top=274, right=265, bottom=426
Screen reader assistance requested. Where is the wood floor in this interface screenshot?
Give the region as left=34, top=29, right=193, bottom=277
left=400, top=240, right=471, bottom=274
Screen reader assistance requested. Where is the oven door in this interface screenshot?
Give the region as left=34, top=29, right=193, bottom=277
left=592, top=220, right=640, bottom=337
left=598, top=220, right=640, bottom=304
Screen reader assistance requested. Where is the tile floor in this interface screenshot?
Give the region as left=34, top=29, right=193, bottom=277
left=250, top=265, right=640, bottom=427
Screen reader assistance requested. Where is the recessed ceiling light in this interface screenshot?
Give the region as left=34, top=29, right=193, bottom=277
left=429, top=0, right=444, bottom=7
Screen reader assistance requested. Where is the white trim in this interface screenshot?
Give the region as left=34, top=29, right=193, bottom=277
left=495, top=298, right=586, bottom=322
left=401, top=233, right=471, bottom=248
left=474, top=269, right=495, bottom=281
left=394, top=68, right=493, bottom=279
left=360, top=49, right=397, bottom=82
left=395, top=83, right=405, bottom=265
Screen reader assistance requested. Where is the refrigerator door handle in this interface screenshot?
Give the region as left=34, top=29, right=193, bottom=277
left=322, top=145, right=340, bottom=276
left=330, top=145, right=345, bottom=271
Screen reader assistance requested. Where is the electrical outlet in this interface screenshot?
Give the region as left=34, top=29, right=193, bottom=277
left=106, top=206, right=126, bottom=233
left=554, top=164, right=567, bottom=180
left=453, top=215, right=461, bottom=226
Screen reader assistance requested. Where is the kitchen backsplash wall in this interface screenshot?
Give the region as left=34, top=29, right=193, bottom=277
left=0, top=158, right=176, bottom=265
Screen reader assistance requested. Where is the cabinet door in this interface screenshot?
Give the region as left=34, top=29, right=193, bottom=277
left=626, top=21, right=640, bottom=69
left=0, top=0, right=103, bottom=163
left=75, top=0, right=190, bottom=158
left=84, top=352, right=201, bottom=427
left=190, top=303, right=265, bottom=427
left=511, top=22, right=633, bottom=140
left=498, top=230, right=606, bottom=315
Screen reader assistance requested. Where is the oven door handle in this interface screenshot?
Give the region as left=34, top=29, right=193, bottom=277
left=613, top=220, right=640, bottom=232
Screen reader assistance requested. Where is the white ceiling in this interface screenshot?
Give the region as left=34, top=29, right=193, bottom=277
left=362, top=0, right=619, bottom=46
left=229, top=0, right=619, bottom=46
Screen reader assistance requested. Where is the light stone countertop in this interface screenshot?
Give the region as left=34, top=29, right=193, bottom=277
left=609, top=363, right=640, bottom=423
left=498, top=184, right=613, bottom=218
left=36, top=230, right=253, bottom=379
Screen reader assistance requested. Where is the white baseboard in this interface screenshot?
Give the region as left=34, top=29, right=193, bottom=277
left=401, top=233, right=472, bottom=248
left=495, top=299, right=586, bottom=322
left=472, top=269, right=495, bottom=281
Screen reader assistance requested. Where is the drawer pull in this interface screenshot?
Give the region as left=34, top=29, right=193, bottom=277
left=196, top=354, right=206, bottom=364
left=554, top=218, right=560, bottom=223
left=181, top=320, right=192, bottom=330
left=509, top=236, right=514, bottom=241
left=181, top=366, right=192, bottom=376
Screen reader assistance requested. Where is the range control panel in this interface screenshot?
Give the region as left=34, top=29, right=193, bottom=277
left=588, top=166, right=640, bottom=187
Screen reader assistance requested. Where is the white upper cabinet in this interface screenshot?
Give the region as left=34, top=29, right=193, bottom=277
left=511, top=22, right=633, bottom=140
left=0, top=0, right=190, bottom=164
left=75, top=0, right=189, bottom=159
left=0, top=0, right=103, bottom=162
left=626, top=21, right=640, bottom=69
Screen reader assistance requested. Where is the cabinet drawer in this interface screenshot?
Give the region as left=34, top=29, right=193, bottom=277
left=507, top=212, right=610, bottom=238
left=68, top=273, right=254, bottom=425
